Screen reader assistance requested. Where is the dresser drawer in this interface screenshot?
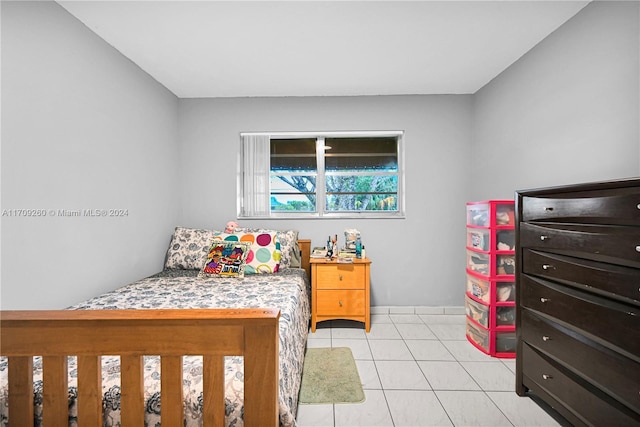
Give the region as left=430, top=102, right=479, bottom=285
left=522, top=187, right=640, bottom=226
left=522, top=249, right=640, bottom=305
left=316, top=265, right=365, bottom=289
left=316, top=290, right=365, bottom=316
left=520, top=222, right=640, bottom=268
left=520, top=275, right=640, bottom=355
left=521, top=309, right=640, bottom=413
left=522, top=344, right=640, bottom=426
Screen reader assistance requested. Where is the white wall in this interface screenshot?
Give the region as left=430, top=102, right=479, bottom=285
left=177, top=0, right=639, bottom=308
left=472, top=0, right=640, bottom=200
left=1, top=1, right=180, bottom=309
left=2, top=0, right=637, bottom=310
left=178, top=95, right=473, bottom=307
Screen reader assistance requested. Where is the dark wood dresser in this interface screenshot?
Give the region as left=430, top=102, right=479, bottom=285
left=515, top=178, right=640, bottom=426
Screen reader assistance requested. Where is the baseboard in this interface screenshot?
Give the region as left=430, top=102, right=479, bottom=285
left=371, top=306, right=465, bottom=315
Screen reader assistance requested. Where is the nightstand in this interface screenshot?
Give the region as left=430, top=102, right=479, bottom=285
left=310, top=257, right=371, bottom=332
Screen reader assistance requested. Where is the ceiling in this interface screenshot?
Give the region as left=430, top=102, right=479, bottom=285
left=57, top=1, right=589, bottom=98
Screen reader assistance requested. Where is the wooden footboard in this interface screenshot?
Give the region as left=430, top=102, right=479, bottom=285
left=1, top=308, right=280, bottom=427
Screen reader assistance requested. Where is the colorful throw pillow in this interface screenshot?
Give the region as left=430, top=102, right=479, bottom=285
left=235, top=228, right=300, bottom=269
left=213, top=231, right=281, bottom=274
left=198, top=240, right=251, bottom=278
left=164, top=227, right=221, bottom=270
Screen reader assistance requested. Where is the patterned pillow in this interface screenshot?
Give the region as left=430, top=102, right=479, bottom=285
left=213, top=231, right=281, bottom=274
left=235, top=228, right=300, bottom=269
left=198, top=240, right=251, bottom=278
left=164, top=227, right=220, bottom=270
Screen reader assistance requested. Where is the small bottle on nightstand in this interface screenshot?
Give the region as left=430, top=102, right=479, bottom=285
left=361, top=245, right=366, bottom=259
left=355, top=237, right=362, bottom=259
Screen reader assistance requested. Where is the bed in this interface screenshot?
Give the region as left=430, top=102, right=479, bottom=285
left=0, top=227, right=312, bottom=427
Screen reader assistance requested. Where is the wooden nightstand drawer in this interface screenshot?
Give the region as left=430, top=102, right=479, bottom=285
left=316, top=265, right=365, bottom=289
left=316, top=290, right=365, bottom=316
left=310, top=257, right=371, bottom=332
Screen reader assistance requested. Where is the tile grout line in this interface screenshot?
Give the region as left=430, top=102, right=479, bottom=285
left=303, top=314, right=527, bottom=427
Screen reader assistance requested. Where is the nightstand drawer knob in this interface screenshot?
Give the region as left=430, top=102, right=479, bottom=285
left=542, top=335, right=551, bottom=341
left=636, top=246, right=640, bottom=253
left=540, top=297, right=551, bottom=303
left=542, top=264, right=554, bottom=270
left=540, top=235, right=549, bottom=241
left=339, top=300, right=343, bottom=307
left=542, top=374, right=553, bottom=380
left=339, top=274, right=343, bottom=281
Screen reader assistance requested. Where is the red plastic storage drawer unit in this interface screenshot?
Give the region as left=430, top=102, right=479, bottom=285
left=465, top=200, right=516, bottom=358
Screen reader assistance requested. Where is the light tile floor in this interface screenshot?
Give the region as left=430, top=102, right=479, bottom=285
left=296, top=313, right=564, bottom=427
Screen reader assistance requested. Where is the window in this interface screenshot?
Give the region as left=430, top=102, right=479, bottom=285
left=239, top=131, right=404, bottom=218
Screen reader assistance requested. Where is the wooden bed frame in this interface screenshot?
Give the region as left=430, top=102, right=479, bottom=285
left=1, top=239, right=311, bottom=427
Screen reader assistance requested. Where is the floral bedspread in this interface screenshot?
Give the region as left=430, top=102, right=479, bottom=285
left=0, top=268, right=310, bottom=427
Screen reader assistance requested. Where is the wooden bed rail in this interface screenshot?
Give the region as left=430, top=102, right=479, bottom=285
left=0, top=308, right=280, bottom=427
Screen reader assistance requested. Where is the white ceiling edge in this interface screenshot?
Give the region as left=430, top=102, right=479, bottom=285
left=56, top=0, right=590, bottom=98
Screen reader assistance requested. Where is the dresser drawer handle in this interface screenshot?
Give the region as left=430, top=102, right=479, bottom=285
left=542, top=264, right=554, bottom=270
left=636, top=246, right=640, bottom=253
left=339, top=300, right=343, bottom=307
left=540, top=235, right=549, bottom=241
left=544, top=207, right=554, bottom=212
left=339, top=274, right=343, bottom=281
left=540, top=297, right=551, bottom=303
left=542, top=335, right=551, bottom=341
left=542, top=374, right=553, bottom=380
left=637, top=203, right=640, bottom=210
